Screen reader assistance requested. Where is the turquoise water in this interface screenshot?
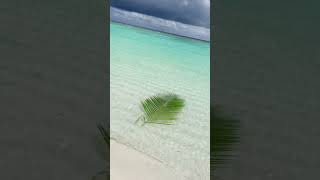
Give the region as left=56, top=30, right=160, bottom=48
left=111, top=22, right=210, bottom=180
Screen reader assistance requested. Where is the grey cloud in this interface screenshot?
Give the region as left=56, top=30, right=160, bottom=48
left=110, top=0, right=210, bottom=28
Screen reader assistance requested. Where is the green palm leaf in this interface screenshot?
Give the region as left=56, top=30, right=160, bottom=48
left=93, top=123, right=109, bottom=180
left=136, top=93, right=185, bottom=125
left=97, top=124, right=109, bottom=145
left=211, top=106, right=240, bottom=174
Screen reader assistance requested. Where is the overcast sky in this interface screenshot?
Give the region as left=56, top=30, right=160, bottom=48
left=110, top=0, right=210, bottom=28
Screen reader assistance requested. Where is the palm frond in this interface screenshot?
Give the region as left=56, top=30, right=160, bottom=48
left=136, top=93, right=185, bottom=125
left=211, top=106, right=240, bottom=173
left=97, top=124, right=110, bottom=145
left=94, top=124, right=109, bottom=179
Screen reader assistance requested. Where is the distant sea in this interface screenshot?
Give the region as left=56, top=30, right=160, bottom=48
left=110, top=7, right=210, bottom=42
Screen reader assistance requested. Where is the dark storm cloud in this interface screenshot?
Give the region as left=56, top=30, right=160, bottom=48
left=110, top=0, right=210, bottom=28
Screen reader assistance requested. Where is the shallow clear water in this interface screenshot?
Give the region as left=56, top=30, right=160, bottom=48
left=110, top=22, right=210, bottom=180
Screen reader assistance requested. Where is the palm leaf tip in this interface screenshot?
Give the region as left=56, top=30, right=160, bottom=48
left=211, top=106, right=240, bottom=171
left=137, top=93, right=185, bottom=125
left=97, top=124, right=110, bottom=145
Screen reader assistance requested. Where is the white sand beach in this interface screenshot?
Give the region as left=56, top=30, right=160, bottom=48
left=110, top=140, right=185, bottom=180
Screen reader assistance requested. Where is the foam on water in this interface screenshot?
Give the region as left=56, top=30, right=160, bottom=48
left=110, top=7, right=210, bottom=41
left=111, top=22, right=210, bottom=180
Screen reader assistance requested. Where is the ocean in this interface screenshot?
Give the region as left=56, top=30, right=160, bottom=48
left=110, top=22, right=210, bottom=179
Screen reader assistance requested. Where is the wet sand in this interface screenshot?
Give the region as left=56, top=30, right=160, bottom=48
left=213, top=1, right=320, bottom=179
left=1, top=0, right=108, bottom=179
left=110, top=140, right=183, bottom=180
